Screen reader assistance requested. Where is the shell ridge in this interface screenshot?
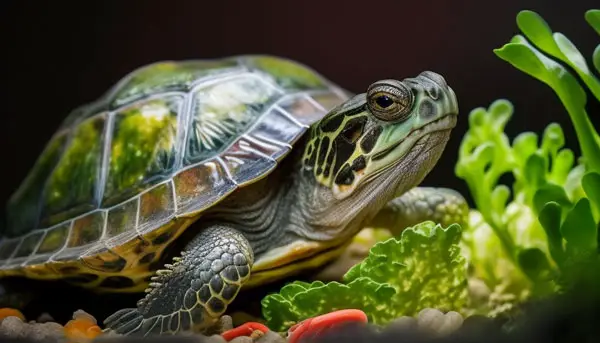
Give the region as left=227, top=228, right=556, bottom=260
left=272, top=102, right=308, bottom=129
left=172, top=90, right=194, bottom=171
left=47, top=218, right=76, bottom=262
left=96, top=111, right=116, bottom=206
left=214, top=156, right=237, bottom=185
left=169, top=179, right=179, bottom=215
left=134, top=195, right=141, bottom=234
left=241, top=134, right=282, bottom=162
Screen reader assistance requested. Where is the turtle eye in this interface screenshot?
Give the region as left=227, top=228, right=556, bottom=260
left=366, top=80, right=414, bottom=122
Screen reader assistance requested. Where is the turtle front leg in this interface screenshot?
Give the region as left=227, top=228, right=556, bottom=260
left=103, top=224, right=254, bottom=336
left=368, top=187, right=469, bottom=236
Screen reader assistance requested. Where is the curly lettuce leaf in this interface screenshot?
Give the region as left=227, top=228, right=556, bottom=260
left=537, top=172, right=600, bottom=288
left=456, top=102, right=572, bottom=256
left=261, top=221, right=469, bottom=332
left=345, top=222, right=468, bottom=313
left=261, top=279, right=395, bottom=332
left=456, top=9, right=600, bottom=307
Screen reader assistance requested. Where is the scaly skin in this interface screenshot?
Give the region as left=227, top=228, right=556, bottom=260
left=104, top=71, right=467, bottom=336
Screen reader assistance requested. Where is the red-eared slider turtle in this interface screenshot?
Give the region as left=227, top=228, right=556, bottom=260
left=0, top=55, right=467, bottom=335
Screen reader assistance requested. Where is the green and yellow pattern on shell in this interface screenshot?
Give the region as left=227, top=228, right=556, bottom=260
left=37, top=223, right=70, bottom=254
left=103, top=97, right=179, bottom=206
left=42, top=115, right=105, bottom=226
left=185, top=75, right=280, bottom=163
left=248, top=56, right=328, bottom=91
left=111, top=60, right=239, bottom=108
left=6, top=131, right=68, bottom=236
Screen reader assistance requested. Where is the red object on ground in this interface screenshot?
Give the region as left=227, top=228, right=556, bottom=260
left=287, top=309, right=368, bottom=343
left=221, top=321, right=270, bottom=341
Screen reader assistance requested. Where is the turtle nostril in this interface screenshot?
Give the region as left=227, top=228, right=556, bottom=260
left=426, top=86, right=440, bottom=100
left=419, top=71, right=448, bottom=89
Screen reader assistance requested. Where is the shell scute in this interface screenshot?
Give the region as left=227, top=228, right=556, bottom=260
left=105, top=198, right=138, bottom=242
left=41, top=114, right=107, bottom=227
left=0, top=239, right=19, bottom=261
left=247, top=106, right=304, bottom=154
left=277, top=94, right=328, bottom=126
left=138, top=181, right=175, bottom=235
left=68, top=211, right=105, bottom=248
left=13, top=231, right=44, bottom=259
left=7, top=131, right=68, bottom=237
left=184, top=74, right=282, bottom=165
left=311, top=92, right=349, bottom=112
left=220, top=137, right=278, bottom=186
left=173, top=159, right=236, bottom=215
left=38, top=226, right=66, bottom=254
left=245, top=56, right=329, bottom=91
left=111, top=59, right=241, bottom=109
left=34, top=222, right=71, bottom=262
left=103, top=95, right=181, bottom=207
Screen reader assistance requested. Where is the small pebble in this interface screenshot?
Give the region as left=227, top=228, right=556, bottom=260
left=219, top=315, right=234, bottom=332
left=255, top=330, right=286, bottom=343
left=436, top=311, right=464, bottom=335
left=415, top=308, right=464, bottom=336
left=0, top=316, right=27, bottom=338
left=249, top=329, right=265, bottom=340
left=417, top=308, right=445, bottom=332
left=468, top=278, right=491, bottom=303
left=37, top=312, right=55, bottom=323
left=28, top=322, right=64, bottom=342
left=73, top=309, right=97, bottom=325
left=230, top=336, right=254, bottom=343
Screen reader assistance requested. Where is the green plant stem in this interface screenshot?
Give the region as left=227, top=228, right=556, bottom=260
left=565, top=106, right=600, bottom=174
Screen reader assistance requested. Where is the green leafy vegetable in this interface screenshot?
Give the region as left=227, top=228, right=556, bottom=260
left=261, top=221, right=469, bottom=332
left=455, top=100, right=574, bottom=299
left=457, top=9, right=600, bottom=309
left=494, top=10, right=600, bottom=175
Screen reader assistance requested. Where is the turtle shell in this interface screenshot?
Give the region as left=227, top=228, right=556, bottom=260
left=0, top=55, right=347, bottom=282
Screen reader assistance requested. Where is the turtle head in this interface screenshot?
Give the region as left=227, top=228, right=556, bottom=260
left=299, top=71, right=458, bottom=236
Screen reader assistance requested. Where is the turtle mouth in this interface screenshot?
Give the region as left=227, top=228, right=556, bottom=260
left=371, top=112, right=458, bottom=162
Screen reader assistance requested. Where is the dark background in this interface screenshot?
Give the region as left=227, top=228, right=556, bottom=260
left=1, top=0, right=599, bottom=208
left=0, top=0, right=599, bottom=326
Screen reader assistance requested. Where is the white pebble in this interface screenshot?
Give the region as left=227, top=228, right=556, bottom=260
left=0, top=316, right=28, bottom=338
left=436, top=311, right=464, bottom=335
left=27, top=322, right=64, bottom=342
left=256, top=330, right=286, bottom=343
left=417, top=308, right=445, bottom=332
left=73, top=309, right=97, bottom=324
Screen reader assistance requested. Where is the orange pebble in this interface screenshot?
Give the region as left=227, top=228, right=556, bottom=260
left=0, top=308, right=25, bottom=321
left=64, top=318, right=103, bottom=341
left=86, top=325, right=103, bottom=338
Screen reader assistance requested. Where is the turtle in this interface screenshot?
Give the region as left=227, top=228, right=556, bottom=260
left=0, top=55, right=468, bottom=336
